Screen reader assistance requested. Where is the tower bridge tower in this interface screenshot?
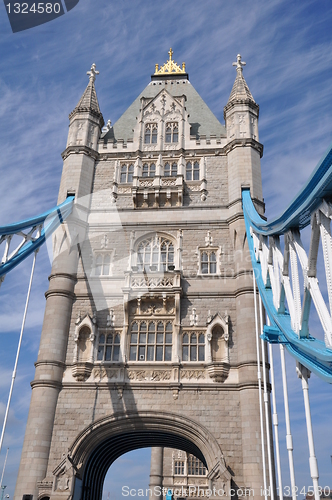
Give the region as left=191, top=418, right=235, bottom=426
left=14, top=51, right=274, bottom=500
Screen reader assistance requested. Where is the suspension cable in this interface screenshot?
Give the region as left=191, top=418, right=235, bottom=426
left=267, top=317, right=283, bottom=500
left=280, top=344, right=297, bottom=500
left=253, top=273, right=267, bottom=500
left=259, top=296, right=275, bottom=500
left=0, top=250, right=38, bottom=456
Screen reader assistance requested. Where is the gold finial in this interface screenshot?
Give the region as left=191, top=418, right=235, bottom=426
left=154, top=49, right=186, bottom=75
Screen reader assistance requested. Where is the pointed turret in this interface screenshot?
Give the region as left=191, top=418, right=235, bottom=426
left=58, top=63, right=104, bottom=203
left=69, top=63, right=103, bottom=120
left=225, top=54, right=256, bottom=107
left=224, top=54, right=263, bottom=205
left=65, top=63, right=104, bottom=152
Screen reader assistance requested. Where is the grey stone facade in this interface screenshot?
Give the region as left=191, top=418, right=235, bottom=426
left=14, top=53, right=274, bottom=500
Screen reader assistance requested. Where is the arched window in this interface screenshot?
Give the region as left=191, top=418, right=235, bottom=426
left=142, top=163, right=156, bottom=178
left=129, top=321, right=172, bottom=361
left=164, top=162, right=177, bottom=177
left=137, top=236, right=174, bottom=272
left=186, top=161, right=200, bottom=181
left=144, top=124, right=158, bottom=144
left=200, top=251, right=217, bottom=275
left=182, top=333, right=205, bottom=361
left=97, top=333, right=121, bottom=361
left=120, top=164, right=134, bottom=183
left=165, top=122, right=179, bottom=143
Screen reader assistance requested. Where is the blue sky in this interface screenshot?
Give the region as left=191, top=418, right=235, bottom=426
left=1, top=0, right=332, bottom=498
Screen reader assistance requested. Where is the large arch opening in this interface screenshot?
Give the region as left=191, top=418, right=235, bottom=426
left=65, top=411, right=230, bottom=500
left=83, top=431, right=207, bottom=500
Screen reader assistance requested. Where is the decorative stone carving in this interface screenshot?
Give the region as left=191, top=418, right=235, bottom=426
left=92, top=367, right=119, bottom=380
left=72, top=313, right=97, bottom=381
left=131, top=276, right=174, bottom=288
left=206, top=313, right=230, bottom=383
left=127, top=369, right=172, bottom=381
left=181, top=369, right=206, bottom=380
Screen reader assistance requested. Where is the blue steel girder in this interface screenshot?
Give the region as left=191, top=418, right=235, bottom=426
left=0, top=196, right=74, bottom=280
left=242, top=140, right=332, bottom=383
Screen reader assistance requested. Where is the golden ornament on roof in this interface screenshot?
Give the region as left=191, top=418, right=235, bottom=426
left=154, top=48, right=186, bottom=75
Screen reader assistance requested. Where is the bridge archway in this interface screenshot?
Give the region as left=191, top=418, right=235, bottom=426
left=64, top=411, right=230, bottom=500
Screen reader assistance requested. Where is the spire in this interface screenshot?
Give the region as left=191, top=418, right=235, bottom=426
left=69, top=63, right=103, bottom=121
left=226, top=54, right=256, bottom=106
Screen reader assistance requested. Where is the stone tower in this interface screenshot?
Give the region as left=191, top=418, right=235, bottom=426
left=14, top=51, right=273, bottom=500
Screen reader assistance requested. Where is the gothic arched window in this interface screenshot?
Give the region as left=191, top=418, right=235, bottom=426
left=144, top=124, right=158, bottom=144
left=186, top=161, right=200, bottom=181
left=182, top=332, right=205, bottom=361
left=129, top=321, right=172, bottom=361
left=165, top=122, right=179, bottom=143
left=97, top=333, right=120, bottom=361
left=142, top=163, right=156, bottom=178
left=120, top=164, right=134, bottom=183
left=164, top=162, right=177, bottom=177
left=137, top=236, right=174, bottom=272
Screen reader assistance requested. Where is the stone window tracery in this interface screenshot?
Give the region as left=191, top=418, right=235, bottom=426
left=129, top=320, right=173, bottom=361
left=144, top=124, right=158, bottom=144
left=165, top=122, right=178, bottom=143
left=137, top=236, right=174, bottom=272
left=97, top=332, right=120, bottom=362
left=186, top=161, right=200, bottom=181
left=164, top=162, right=177, bottom=177
left=142, top=163, right=156, bottom=178
left=120, top=164, right=134, bottom=183
left=182, top=332, right=205, bottom=361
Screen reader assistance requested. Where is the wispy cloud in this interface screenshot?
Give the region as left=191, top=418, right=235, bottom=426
left=1, top=0, right=332, bottom=497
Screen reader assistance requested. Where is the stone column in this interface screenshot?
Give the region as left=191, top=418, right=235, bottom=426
left=149, top=447, right=164, bottom=500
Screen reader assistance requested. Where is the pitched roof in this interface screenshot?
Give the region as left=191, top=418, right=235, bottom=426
left=227, top=71, right=255, bottom=104
left=106, top=79, right=226, bottom=142
left=226, top=55, right=256, bottom=107
left=70, top=80, right=103, bottom=119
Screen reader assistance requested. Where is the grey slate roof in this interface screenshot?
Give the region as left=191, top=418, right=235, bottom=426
left=108, top=79, right=226, bottom=142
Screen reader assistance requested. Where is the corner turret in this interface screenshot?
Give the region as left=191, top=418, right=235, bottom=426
left=58, top=64, right=104, bottom=203
left=66, top=63, right=104, bottom=150
left=224, top=54, right=263, bottom=204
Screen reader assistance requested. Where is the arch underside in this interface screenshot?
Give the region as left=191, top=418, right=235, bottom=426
left=82, top=431, right=207, bottom=500
left=66, top=411, right=228, bottom=500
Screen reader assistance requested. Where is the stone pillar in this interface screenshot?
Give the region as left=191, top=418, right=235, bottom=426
left=14, top=250, right=78, bottom=500
left=149, top=447, right=164, bottom=500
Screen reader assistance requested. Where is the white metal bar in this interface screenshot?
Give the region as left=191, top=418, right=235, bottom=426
left=319, top=212, right=332, bottom=316
left=259, top=297, right=275, bottom=500
left=308, top=277, right=332, bottom=346
left=297, top=365, right=320, bottom=500
left=280, top=344, right=297, bottom=500
left=268, top=334, right=283, bottom=500
left=0, top=251, right=38, bottom=456
left=0, top=447, right=9, bottom=489
left=289, top=238, right=301, bottom=333
left=253, top=274, right=268, bottom=500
